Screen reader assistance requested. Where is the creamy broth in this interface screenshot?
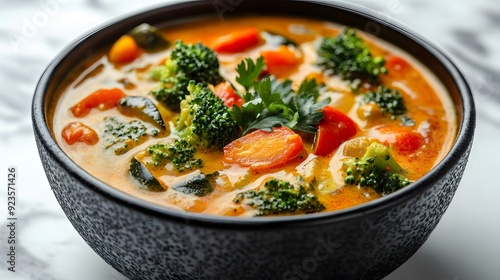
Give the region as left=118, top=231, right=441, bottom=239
left=52, top=16, right=457, bottom=217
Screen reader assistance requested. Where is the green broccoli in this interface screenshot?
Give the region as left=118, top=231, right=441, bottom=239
left=361, top=86, right=407, bottom=117
left=176, top=81, right=240, bottom=150
left=103, top=116, right=159, bottom=155
left=343, top=142, right=411, bottom=195
left=317, top=27, right=386, bottom=83
left=150, top=40, right=224, bottom=111
left=146, top=139, right=202, bottom=172
left=172, top=172, right=218, bottom=197
left=234, top=179, right=325, bottom=216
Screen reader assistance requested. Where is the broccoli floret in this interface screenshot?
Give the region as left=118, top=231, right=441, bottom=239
left=317, top=27, right=386, bottom=82
left=234, top=179, right=325, bottom=216
left=343, top=142, right=411, bottom=195
left=173, top=172, right=218, bottom=197
left=361, top=86, right=407, bottom=117
left=146, top=139, right=202, bottom=172
left=103, top=116, right=159, bottom=155
left=176, top=82, right=240, bottom=150
left=150, top=41, right=223, bottom=111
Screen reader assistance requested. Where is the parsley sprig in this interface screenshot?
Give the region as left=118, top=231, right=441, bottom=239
left=230, top=57, right=330, bottom=135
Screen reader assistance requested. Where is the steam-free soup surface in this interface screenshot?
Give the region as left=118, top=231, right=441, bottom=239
left=53, top=16, right=456, bottom=217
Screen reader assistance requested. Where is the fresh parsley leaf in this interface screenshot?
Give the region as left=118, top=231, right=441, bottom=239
left=236, top=56, right=266, bottom=92
left=297, top=78, right=321, bottom=98
left=245, top=116, right=290, bottom=134
left=271, top=78, right=294, bottom=105
left=230, top=57, right=331, bottom=135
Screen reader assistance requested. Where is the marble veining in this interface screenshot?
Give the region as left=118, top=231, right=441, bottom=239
left=0, top=0, right=499, bottom=279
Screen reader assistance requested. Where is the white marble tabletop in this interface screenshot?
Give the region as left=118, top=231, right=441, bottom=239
left=1, top=0, right=499, bottom=279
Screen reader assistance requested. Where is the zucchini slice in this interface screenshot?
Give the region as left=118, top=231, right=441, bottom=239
left=128, top=23, right=169, bottom=51
left=130, top=157, right=164, bottom=192
left=117, top=96, right=166, bottom=129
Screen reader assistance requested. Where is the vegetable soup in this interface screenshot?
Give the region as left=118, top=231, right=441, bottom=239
left=51, top=16, right=457, bottom=217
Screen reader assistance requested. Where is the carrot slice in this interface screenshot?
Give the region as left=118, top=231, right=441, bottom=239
left=313, top=106, right=357, bottom=156
left=211, top=28, right=261, bottom=53
left=62, top=122, right=99, bottom=145
left=223, top=127, right=305, bottom=171
left=261, top=46, right=301, bottom=76
left=374, top=125, right=424, bottom=154
left=71, top=88, right=126, bottom=117
left=213, top=82, right=244, bottom=108
left=109, top=35, right=141, bottom=64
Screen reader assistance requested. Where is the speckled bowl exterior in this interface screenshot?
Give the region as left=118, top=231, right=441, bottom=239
left=32, top=1, right=475, bottom=279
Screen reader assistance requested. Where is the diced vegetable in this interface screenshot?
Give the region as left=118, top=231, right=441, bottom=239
left=385, top=55, right=411, bottom=73
left=317, top=27, right=386, bottom=82
left=261, top=46, right=301, bottom=76
left=373, top=125, right=424, bottom=154
left=117, top=96, right=166, bottom=129
left=103, top=116, right=159, bottom=155
left=71, top=88, right=126, bottom=117
left=176, top=82, right=240, bottom=150
left=61, top=122, right=99, bottom=145
left=149, top=41, right=223, bottom=111
left=342, top=137, right=379, bottom=158
left=233, top=178, right=325, bottom=216
left=108, top=35, right=141, bottom=64
left=146, top=139, right=202, bottom=172
left=343, top=142, right=411, bottom=195
left=211, top=28, right=261, bottom=53
left=127, top=23, right=169, bottom=51
left=361, top=86, right=407, bottom=117
left=172, top=172, right=218, bottom=197
left=223, top=127, right=305, bottom=171
left=130, top=157, right=164, bottom=192
left=213, top=82, right=244, bottom=108
left=313, top=106, right=357, bottom=156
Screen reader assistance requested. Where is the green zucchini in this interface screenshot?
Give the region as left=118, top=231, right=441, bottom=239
left=130, top=157, right=164, bottom=192
left=128, top=23, right=169, bottom=51
left=117, top=96, right=166, bottom=129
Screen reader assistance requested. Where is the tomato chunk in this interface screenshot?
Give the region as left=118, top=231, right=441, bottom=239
left=109, top=35, right=141, bottom=64
left=313, top=106, right=358, bottom=156
left=71, top=88, right=126, bottom=117
left=62, top=122, right=99, bottom=145
left=211, top=28, right=261, bottom=53
left=373, top=125, right=424, bottom=154
left=224, top=127, right=305, bottom=171
left=214, top=82, right=244, bottom=108
left=385, top=55, right=411, bottom=73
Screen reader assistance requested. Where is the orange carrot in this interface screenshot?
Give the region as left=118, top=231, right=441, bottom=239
left=62, top=122, right=99, bottom=145
left=313, top=106, right=357, bottom=156
left=109, top=35, right=141, bottom=64
left=223, top=127, right=305, bottom=171
left=374, top=125, right=424, bottom=154
left=71, top=88, right=126, bottom=117
left=261, top=46, right=301, bottom=76
left=211, top=28, right=261, bottom=53
left=214, top=82, right=244, bottom=108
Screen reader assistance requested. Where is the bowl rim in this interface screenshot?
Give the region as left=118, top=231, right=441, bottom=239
left=32, top=0, right=475, bottom=229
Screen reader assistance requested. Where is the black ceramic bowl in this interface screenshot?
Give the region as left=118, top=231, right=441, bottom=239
left=32, top=1, right=475, bottom=279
